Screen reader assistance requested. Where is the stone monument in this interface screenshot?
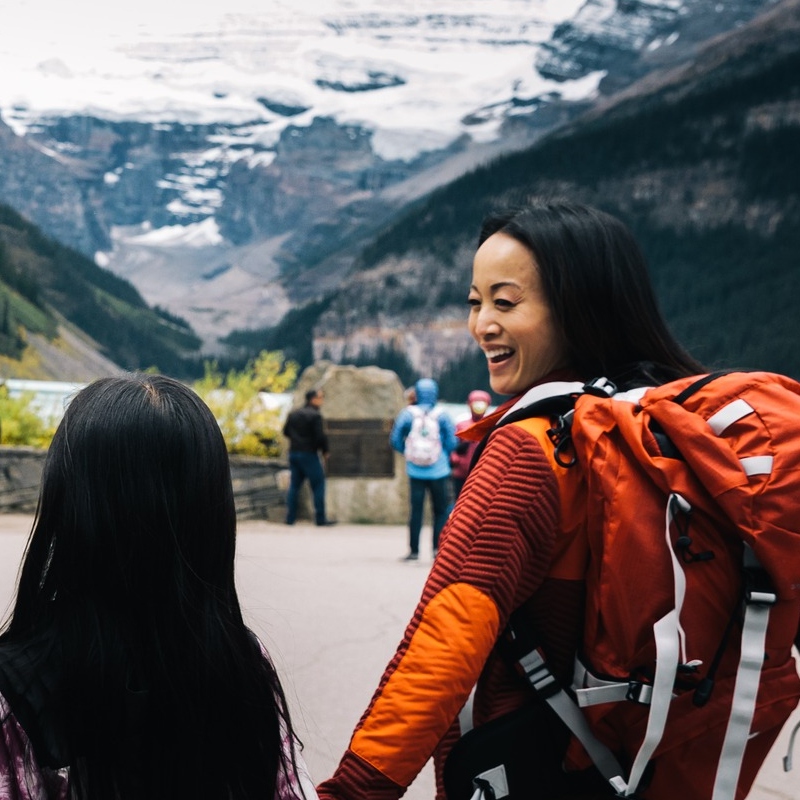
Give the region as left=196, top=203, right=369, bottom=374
left=283, top=361, right=408, bottom=524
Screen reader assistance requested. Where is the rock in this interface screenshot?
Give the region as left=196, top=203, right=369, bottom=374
left=287, top=363, right=410, bottom=524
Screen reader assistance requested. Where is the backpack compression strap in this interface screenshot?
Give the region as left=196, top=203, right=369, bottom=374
left=711, top=545, right=776, bottom=800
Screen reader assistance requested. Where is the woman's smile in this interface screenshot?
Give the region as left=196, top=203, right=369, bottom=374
left=484, top=346, right=515, bottom=365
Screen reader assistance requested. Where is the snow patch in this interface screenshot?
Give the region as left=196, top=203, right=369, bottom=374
left=558, top=70, right=606, bottom=101
left=247, top=151, right=277, bottom=168
left=121, top=218, right=224, bottom=248
left=371, top=127, right=458, bottom=162
left=0, top=0, right=593, bottom=163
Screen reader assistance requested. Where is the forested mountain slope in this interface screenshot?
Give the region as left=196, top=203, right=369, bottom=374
left=299, top=0, right=800, bottom=397
left=0, top=204, right=202, bottom=379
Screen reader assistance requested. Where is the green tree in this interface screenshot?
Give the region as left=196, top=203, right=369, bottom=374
left=193, top=351, right=298, bottom=456
left=0, top=385, right=58, bottom=448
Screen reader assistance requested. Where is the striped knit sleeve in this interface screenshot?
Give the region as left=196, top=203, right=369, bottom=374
left=317, top=424, right=559, bottom=800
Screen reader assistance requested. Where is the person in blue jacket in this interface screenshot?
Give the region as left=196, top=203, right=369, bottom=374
left=390, top=378, right=457, bottom=561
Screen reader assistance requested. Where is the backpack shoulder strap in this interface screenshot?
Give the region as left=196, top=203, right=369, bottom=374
left=501, top=616, right=629, bottom=795
left=497, top=381, right=588, bottom=425
left=469, top=381, right=588, bottom=471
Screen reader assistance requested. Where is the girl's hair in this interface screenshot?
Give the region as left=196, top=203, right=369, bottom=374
left=479, top=198, right=705, bottom=388
left=0, top=374, right=294, bottom=799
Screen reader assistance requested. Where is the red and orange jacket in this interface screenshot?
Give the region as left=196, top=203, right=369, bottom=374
left=317, top=398, right=586, bottom=799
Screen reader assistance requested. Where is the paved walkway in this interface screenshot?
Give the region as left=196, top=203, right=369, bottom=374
left=0, top=515, right=797, bottom=799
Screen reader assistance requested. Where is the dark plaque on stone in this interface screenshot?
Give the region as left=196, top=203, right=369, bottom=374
left=325, top=419, right=395, bottom=478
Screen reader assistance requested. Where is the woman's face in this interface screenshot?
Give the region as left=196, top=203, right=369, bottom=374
left=468, top=232, right=567, bottom=396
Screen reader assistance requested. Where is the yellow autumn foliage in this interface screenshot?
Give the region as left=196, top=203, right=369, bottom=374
left=192, top=351, right=298, bottom=457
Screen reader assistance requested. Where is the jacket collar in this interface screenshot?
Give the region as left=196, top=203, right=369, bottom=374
left=457, top=369, right=582, bottom=442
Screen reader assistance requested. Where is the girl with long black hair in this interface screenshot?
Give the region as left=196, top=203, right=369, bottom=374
left=0, top=374, right=316, bottom=800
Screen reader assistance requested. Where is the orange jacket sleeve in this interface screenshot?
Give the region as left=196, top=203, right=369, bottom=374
left=317, top=423, right=560, bottom=799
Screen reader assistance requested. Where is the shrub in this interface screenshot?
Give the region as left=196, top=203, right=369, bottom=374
left=0, top=384, right=58, bottom=448
left=193, top=351, right=298, bottom=456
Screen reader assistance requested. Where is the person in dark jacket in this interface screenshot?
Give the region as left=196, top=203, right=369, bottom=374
left=283, top=388, right=335, bottom=526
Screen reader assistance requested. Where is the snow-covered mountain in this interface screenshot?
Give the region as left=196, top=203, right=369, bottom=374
left=0, top=0, right=780, bottom=350
left=1, top=1, right=591, bottom=152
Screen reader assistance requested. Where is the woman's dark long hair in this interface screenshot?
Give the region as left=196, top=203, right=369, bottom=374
left=0, top=375, right=294, bottom=799
left=479, top=198, right=706, bottom=388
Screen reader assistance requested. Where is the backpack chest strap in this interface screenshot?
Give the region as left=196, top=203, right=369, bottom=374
left=573, top=662, right=654, bottom=707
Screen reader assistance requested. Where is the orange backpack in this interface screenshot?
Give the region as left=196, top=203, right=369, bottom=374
left=497, top=371, right=800, bottom=799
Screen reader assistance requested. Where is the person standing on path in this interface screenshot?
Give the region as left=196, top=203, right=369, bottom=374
left=449, top=389, right=492, bottom=500
left=283, top=388, right=335, bottom=526
left=317, top=199, right=714, bottom=800
left=390, top=378, right=457, bottom=561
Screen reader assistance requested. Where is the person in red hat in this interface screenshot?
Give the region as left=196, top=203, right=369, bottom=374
left=449, top=390, right=492, bottom=500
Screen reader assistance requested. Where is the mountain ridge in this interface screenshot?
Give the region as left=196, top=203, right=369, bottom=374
left=0, top=0, right=793, bottom=387
left=302, top=0, right=800, bottom=397
left=0, top=0, right=779, bottom=358
left=0, top=202, right=202, bottom=380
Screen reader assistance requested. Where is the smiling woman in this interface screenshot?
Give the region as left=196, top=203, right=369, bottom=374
left=316, top=198, right=708, bottom=800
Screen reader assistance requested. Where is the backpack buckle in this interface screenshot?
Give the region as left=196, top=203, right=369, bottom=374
left=743, top=546, right=777, bottom=606
left=517, top=648, right=562, bottom=700
left=625, top=681, right=653, bottom=705
left=584, top=377, right=617, bottom=397
left=547, top=409, right=577, bottom=468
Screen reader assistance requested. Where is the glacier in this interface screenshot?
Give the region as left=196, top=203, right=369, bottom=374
left=0, top=0, right=591, bottom=160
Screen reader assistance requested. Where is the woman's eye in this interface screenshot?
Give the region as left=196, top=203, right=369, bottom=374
left=467, top=297, right=480, bottom=307
left=495, top=298, right=515, bottom=309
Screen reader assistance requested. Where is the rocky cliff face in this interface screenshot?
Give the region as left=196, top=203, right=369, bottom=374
left=0, top=117, right=103, bottom=255
left=15, top=116, right=242, bottom=238
left=537, top=0, right=782, bottom=91
left=312, top=247, right=475, bottom=377
left=216, top=116, right=468, bottom=268
left=536, top=0, right=681, bottom=82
